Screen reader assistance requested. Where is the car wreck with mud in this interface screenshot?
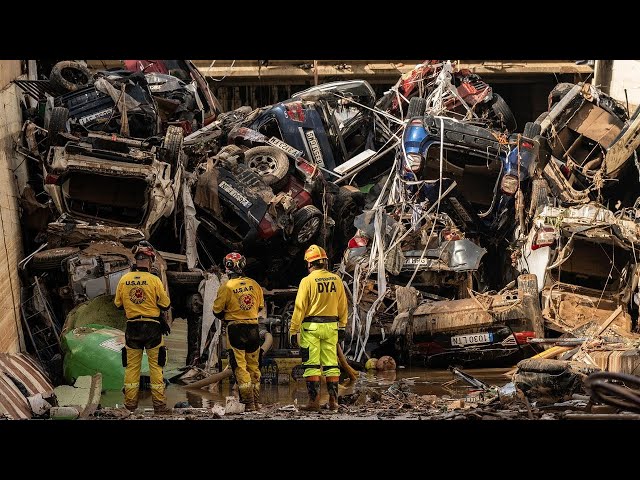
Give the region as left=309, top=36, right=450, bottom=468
left=184, top=80, right=397, bottom=286
left=342, top=99, right=548, bottom=367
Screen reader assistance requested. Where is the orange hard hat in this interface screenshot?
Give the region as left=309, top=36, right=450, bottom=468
left=304, top=244, right=327, bottom=263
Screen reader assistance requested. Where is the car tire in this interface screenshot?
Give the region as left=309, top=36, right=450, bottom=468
left=523, top=121, right=541, bottom=139
left=291, top=205, right=322, bottom=246
left=31, top=246, right=80, bottom=271
left=406, top=96, right=427, bottom=119
left=161, top=125, right=184, bottom=179
left=528, top=177, right=549, bottom=218
left=49, top=61, right=93, bottom=93
left=244, top=146, right=290, bottom=191
left=47, top=106, right=70, bottom=149
left=166, top=270, right=205, bottom=289
left=548, top=83, right=574, bottom=110
left=490, top=94, right=517, bottom=132
left=333, top=190, right=362, bottom=241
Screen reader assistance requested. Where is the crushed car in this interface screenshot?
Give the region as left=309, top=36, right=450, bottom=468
left=517, top=203, right=639, bottom=336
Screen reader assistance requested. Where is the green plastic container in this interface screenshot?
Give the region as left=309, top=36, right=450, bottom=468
left=62, top=324, right=149, bottom=391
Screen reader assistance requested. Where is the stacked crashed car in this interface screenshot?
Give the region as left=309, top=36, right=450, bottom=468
left=344, top=96, right=548, bottom=367
left=17, top=62, right=189, bottom=241
left=187, top=81, right=395, bottom=285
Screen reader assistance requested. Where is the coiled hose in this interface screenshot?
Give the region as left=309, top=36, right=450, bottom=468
left=585, top=371, right=640, bottom=413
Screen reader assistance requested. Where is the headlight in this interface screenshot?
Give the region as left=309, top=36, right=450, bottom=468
left=406, top=153, right=423, bottom=173
left=500, top=174, right=519, bottom=195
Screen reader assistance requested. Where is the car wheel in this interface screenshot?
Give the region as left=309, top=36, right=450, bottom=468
left=490, top=93, right=517, bottom=132
left=47, top=106, right=70, bottom=150
left=244, top=146, right=290, bottom=191
left=406, top=96, right=427, bottom=119
left=523, top=121, right=541, bottom=139
left=528, top=177, right=549, bottom=218
left=291, top=205, right=322, bottom=246
left=31, top=246, right=80, bottom=271
left=161, top=125, right=184, bottom=179
left=49, top=61, right=93, bottom=93
left=333, top=191, right=361, bottom=241
left=547, top=83, right=574, bottom=110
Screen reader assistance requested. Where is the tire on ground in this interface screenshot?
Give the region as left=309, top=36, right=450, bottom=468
left=31, top=246, right=80, bottom=271
left=523, top=121, right=541, bottom=139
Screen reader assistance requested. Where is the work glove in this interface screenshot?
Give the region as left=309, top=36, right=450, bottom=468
left=160, top=312, right=171, bottom=335
left=289, top=332, right=299, bottom=349
left=160, top=319, right=171, bottom=336
left=338, top=328, right=345, bottom=344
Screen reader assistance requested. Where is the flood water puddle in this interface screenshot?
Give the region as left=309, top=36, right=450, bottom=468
left=100, top=367, right=512, bottom=409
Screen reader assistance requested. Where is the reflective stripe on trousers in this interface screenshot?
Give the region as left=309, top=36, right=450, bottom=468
left=300, top=321, right=340, bottom=377
left=123, top=339, right=166, bottom=410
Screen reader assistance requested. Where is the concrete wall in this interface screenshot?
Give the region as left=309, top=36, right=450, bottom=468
left=0, top=60, right=25, bottom=353
left=603, top=60, right=640, bottom=112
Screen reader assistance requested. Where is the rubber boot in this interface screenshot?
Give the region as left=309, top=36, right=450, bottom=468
left=326, top=376, right=339, bottom=411
left=252, top=383, right=261, bottom=411
left=300, top=377, right=321, bottom=412
left=239, top=383, right=256, bottom=412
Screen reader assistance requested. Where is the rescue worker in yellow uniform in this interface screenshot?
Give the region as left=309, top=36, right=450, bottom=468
left=213, top=252, right=265, bottom=412
left=289, top=244, right=348, bottom=411
left=114, top=242, right=172, bottom=414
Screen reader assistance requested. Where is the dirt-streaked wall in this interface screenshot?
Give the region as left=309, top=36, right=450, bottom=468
left=0, top=60, right=25, bottom=353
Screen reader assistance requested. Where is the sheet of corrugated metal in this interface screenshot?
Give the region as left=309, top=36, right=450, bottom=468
left=0, top=372, right=31, bottom=419
left=0, top=353, right=54, bottom=419
left=0, top=353, right=54, bottom=396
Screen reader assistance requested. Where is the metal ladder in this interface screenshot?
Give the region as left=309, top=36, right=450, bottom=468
left=19, top=276, right=61, bottom=364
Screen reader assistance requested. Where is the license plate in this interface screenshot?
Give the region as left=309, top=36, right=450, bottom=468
left=78, top=108, right=113, bottom=126
left=268, top=137, right=303, bottom=159
left=405, top=257, right=428, bottom=265
left=219, top=181, right=252, bottom=209
left=451, top=332, right=493, bottom=347
left=304, top=130, right=325, bottom=166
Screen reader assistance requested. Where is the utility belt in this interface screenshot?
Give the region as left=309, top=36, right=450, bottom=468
left=303, top=316, right=338, bottom=324
left=127, top=315, right=161, bottom=323
left=225, top=318, right=258, bottom=323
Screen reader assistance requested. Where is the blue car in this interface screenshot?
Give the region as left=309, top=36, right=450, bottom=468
left=402, top=112, right=547, bottom=239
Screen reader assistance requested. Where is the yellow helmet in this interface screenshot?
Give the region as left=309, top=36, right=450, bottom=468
left=304, top=244, right=328, bottom=263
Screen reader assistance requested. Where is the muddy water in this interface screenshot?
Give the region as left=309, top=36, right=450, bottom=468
left=100, top=367, right=512, bottom=410
left=100, top=319, right=512, bottom=409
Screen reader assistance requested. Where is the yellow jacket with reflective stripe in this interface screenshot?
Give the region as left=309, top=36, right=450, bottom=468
left=213, top=276, right=264, bottom=323
left=289, top=269, right=348, bottom=334
left=114, top=270, right=171, bottom=319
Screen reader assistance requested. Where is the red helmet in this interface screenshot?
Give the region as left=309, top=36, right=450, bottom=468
left=224, top=252, right=246, bottom=274
left=132, top=242, right=156, bottom=262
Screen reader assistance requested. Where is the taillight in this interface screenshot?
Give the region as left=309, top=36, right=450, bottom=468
left=514, top=331, right=535, bottom=345
left=285, top=102, right=305, bottom=122
left=406, top=153, right=423, bottom=173
left=441, top=228, right=461, bottom=241
left=560, top=164, right=571, bottom=179
left=257, top=216, right=277, bottom=239
left=410, top=119, right=423, bottom=126
left=348, top=236, right=369, bottom=249
left=500, top=174, right=519, bottom=195
left=531, top=226, right=556, bottom=250
left=295, top=158, right=319, bottom=178
left=45, top=174, right=60, bottom=185
left=521, top=141, right=534, bottom=149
